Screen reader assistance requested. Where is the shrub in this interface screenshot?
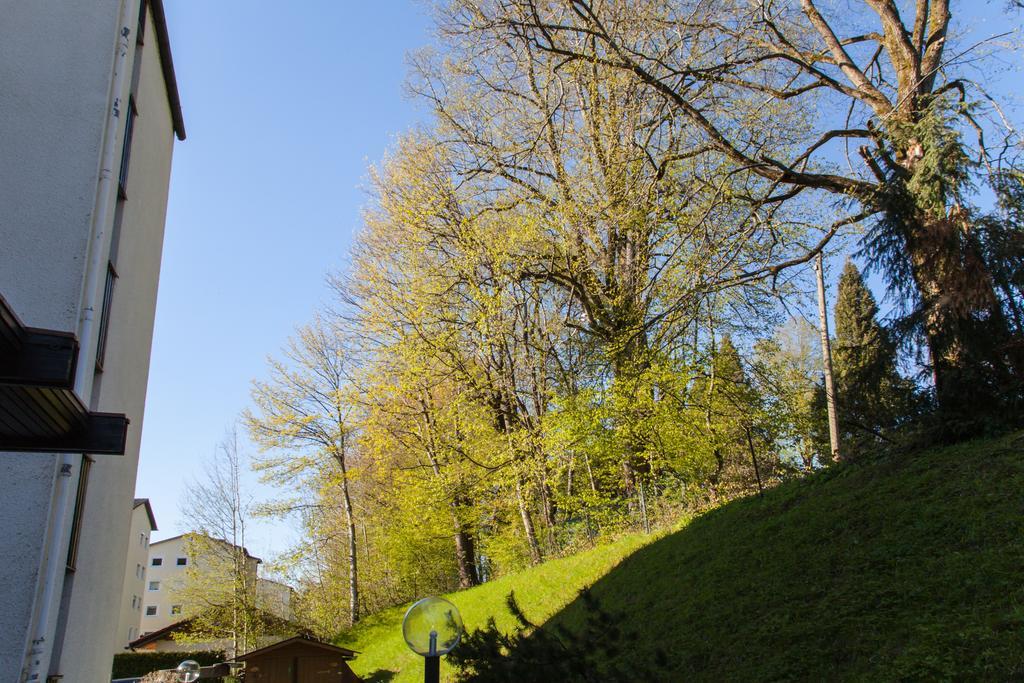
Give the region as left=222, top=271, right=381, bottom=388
left=112, top=650, right=226, bottom=679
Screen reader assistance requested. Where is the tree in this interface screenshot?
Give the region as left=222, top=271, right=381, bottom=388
left=175, top=430, right=263, bottom=658
left=691, top=336, right=774, bottom=500
left=829, top=260, right=921, bottom=454
left=494, top=0, right=1024, bottom=435
left=753, top=318, right=824, bottom=471
left=245, top=317, right=362, bottom=627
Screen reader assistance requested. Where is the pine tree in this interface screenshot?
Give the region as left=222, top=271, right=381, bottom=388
left=829, top=261, right=920, bottom=455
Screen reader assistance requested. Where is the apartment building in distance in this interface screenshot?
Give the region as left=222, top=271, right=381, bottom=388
left=140, top=535, right=293, bottom=634
left=0, top=1, right=185, bottom=681
left=141, top=535, right=264, bottom=633
left=116, top=499, right=158, bottom=651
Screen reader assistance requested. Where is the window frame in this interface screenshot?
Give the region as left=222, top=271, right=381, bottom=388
left=65, top=456, right=93, bottom=571
left=95, top=262, right=118, bottom=371
left=117, top=96, right=138, bottom=199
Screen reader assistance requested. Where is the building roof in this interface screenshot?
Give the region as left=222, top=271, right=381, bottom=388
left=133, top=498, right=158, bottom=531
left=232, top=635, right=359, bottom=662
left=149, top=533, right=262, bottom=563
left=150, top=0, right=186, bottom=141
left=128, top=616, right=194, bottom=648
left=129, top=611, right=311, bottom=650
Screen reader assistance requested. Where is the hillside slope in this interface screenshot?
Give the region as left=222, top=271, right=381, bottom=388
left=341, top=432, right=1024, bottom=681
left=338, top=533, right=652, bottom=681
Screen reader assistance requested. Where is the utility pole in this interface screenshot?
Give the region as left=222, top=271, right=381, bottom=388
left=814, top=253, right=841, bottom=463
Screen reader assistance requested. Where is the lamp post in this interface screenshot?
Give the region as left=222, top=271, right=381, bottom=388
left=175, top=659, right=200, bottom=683
left=402, top=596, right=463, bottom=683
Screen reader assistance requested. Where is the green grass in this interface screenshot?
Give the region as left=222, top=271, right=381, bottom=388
left=337, top=533, right=652, bottom=682
left=341, top=432, right=1024, bottom=681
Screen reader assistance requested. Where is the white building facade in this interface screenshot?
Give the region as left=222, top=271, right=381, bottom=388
left=0, top=1, right=184, bottom=681
left=142, top=535, right=262, bottom=634
left=116, top=499, right=158, bottom=652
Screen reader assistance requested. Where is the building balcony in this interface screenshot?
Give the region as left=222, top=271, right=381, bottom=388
left=0, top=294, right=127, bottom=454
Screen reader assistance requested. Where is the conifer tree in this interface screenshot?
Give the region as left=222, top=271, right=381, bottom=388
left=829, top=261, right=920, bottom=455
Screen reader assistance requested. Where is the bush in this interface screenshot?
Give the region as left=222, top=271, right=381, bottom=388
left=112, top=650, right=226, bottom=679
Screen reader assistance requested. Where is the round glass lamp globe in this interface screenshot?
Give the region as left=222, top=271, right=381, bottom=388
left=176, top=659, right=201, bottom=683
left=402, top=596, right=463, bottom=656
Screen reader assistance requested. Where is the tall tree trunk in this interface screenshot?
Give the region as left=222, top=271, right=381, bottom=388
left=815, top=253, right=842, bottom=462
left=515, top=478, right=542, bottom=564
left=452, top=520, right=479, bottom=588
left=637, top=480, right=650, bottom=533
left=902, top=209, right=1020, bottom=435
left=745, top=426, right=764, bottom=497
left=334, top=437, right=359, bottom=626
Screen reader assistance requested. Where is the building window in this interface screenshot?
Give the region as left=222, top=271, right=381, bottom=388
left=128, top=627, right=135, bottom=641
left=151, top=557, right=163, bottom=566
left=95, top=262, right=117, bottom=370
left=145, top=606, right=157, bottom=616
left=148, top=580, right=160, bottom=591
left=171, top=604, right=182, bottom=615
left=65, top=456, right=93, bottom=571
left=117, top=97, right=137, bottom=198
left=136, top=563, right=143, bottom=579
left=131, top=595, right=137, bottom=609
left=176, top=557, right=187, bottom=566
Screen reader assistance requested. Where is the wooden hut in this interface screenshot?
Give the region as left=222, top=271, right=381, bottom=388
left=234, top=636, right=362, bottom=682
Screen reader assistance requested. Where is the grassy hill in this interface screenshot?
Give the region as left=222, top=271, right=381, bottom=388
left=339, top=432, right=1024, bottom=681
left=337, top=532, right=653, bottom=681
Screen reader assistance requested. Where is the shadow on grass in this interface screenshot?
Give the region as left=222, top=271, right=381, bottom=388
left=359, top=669, right=396, bottom=682
left=525, top=435, right=1024, bottom=681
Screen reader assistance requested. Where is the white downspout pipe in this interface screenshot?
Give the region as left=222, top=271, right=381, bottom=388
left=22, top=2, right=134, bottom=679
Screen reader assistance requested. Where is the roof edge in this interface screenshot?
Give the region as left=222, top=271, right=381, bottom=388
left=149, top=0, right=186, bottom=141
left=232, top=635, right=359, bottom=662
left=128, top=617, right=193, bottom=648
left=133, top=497, right=158, bottom=531
left=150, top=532, right=262, bottom=563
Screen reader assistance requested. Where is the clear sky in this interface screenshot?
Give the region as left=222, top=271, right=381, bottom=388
left=137, top=2, right=433, bottom=560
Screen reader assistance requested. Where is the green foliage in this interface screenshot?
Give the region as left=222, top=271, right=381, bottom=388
left=751, top=319, right=822, bottom=470
left=861, top=100, right=1024, bottom=433
left=111, top=650, right=225, bottom=679
left=823, top=261, right=924, bottom=456
left=247, top=0, right=1024, bottom=640
left=172, top=534, right=276, bottom=656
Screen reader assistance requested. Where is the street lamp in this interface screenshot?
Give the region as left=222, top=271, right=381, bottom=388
left=175, top=659, right=200, bottom=683
left=402, top=596, right=463, bottom=683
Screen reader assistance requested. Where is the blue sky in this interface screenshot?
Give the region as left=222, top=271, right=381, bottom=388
left=138, top=2, right=433, bottom=559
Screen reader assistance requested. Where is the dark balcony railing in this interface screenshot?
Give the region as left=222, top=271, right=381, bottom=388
left=0, top=294, right=127, bottom=454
